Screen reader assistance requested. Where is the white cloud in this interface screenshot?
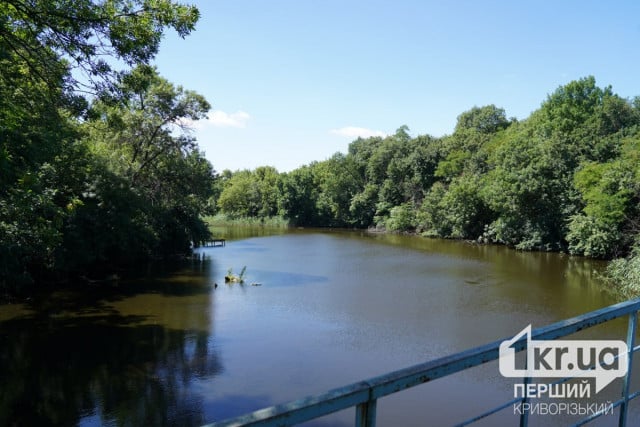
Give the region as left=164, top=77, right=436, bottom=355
left=330, top=126, right=388, bottom=139
left=208, top=110, right=251, bottom=128
left=176, top=110, right=251, bottom=130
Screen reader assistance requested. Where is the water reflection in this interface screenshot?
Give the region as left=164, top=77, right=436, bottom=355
left=207, top=225, right=288, bottom=242
left=246, top=270, right=328, bottom=287
left=0, top=272, right=221, bottom=427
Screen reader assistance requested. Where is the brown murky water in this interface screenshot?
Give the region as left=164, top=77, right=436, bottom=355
left=0, top=228, right=635, bottom=426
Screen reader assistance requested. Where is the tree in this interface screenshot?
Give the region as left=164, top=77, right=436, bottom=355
left=278, top=165, right=320, bottom=225
left=483, top=127, right=572, bottom=250
left=254, top=166, right=280, bottom=217
left=537, top=76, right=638, bottom=165
left=217, top=170, right=260, bottom=217
left=217, top=167, right=280, bottom=219
left=63, top=67, right=214, bottom=269
left=87, top=65, right=210, bottom=188
left=481, top=78, right=639, bottom=251
left=567, top=130, right=640, bottom=258
left=417, top=182, right=449, bottom=236
left=0, top=0, right=205, bottom=290
left=454, top=105, right=511, bottom=134
left=313, top=153, right=363, bottom=227
left=0, top=22, right=85, bottom=289
left=0, top=0, right=199, bottom=96
left=437, top=106, right=512, bottom=181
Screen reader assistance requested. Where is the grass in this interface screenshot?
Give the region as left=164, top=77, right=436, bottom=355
left=204, top=214, right=290, bottom=228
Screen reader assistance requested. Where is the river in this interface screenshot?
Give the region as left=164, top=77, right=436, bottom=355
left=0, top=228, right=635, bottom=426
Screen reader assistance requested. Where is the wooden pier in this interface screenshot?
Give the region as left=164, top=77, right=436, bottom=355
left=201, top=239, right=226, bottom=247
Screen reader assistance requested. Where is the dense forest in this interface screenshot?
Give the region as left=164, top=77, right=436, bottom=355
left=2, top=2, right=640, bottom=297
left=0, top=0, right=215, bottom=294
left=214, top=77, right=640, bottom=294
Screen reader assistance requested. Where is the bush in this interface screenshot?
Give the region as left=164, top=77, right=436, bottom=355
left=384, top=203, right=416, bottom=232
left=605, top=243, right=640, bottom=296
left=567, top=215, right=622, bottom=258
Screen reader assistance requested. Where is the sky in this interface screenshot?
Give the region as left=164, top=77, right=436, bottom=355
left=152, top=0, right=640, bottom=172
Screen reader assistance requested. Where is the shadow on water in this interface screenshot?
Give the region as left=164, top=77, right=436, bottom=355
left=208, top=225, right=289, bottom=242
left=0, top=259, right=222, bottom=427
left=206, top=394, right=352, bottom=427
left=243, top=269, right=329, bottom=287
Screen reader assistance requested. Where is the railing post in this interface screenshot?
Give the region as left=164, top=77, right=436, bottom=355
left=518, top=374, right=531, bottom=427
left=355, top=398, right=377, bottom=427
left=619, top=311, right=637, bottom=427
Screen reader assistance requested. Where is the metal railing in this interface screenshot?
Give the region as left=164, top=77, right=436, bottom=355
left=205, top=298, right=640, bottom=427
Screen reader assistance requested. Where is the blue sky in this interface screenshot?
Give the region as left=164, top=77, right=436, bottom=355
left=153, top=0, right=640, bottom=172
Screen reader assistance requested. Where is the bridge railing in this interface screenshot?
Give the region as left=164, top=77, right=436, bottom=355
left=205, top=298, right=640, bottom=427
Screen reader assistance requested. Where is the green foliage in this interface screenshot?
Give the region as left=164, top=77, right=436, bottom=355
left=350, top=184, right=378, bottom=228
left=88, top=65, right=210, bottom=184
left=82, top=67, right=214, bottom=262
left=567, top=131, right=640, bottom=258
left=416, top=175, right=491, bottom=239
left=483, top=128, right=572, bottom=250
left=0, top=28, right=83, bottom=289
left=277, top=165, right=319, bottom=225
left=217, top=167, right=280, bottom=218
left=540, top=76, right=610, bottom=137
left=58, top=163, right=157, bottom=272
left=205, top=214, right=289, bottom=228
left=217, top=170, right=258, bottom=217
left=384, top=202, right=416, bottom=232
left=0, top=0, right=200, bottom=96
left=538, top=76, right=637, bottom=165
left=442, top=175, right=492, bottom=239
left=416, top=182, right=450, bottom=237
left=605, top=243, right=640, bottom=296
left=314, top=153, right=363, bottom=227
left=436, top=107, right=511, bottom=182
left=435, top=148, right=470, bottom=179
left=454, top=105, right=512, bottom=134
left=0, top=0, right=212, bottom=292
left=566, top=215, right=622, bottom=259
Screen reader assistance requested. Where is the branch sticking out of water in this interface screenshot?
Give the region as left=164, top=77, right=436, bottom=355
left=225, top=266, right=247, bottom=284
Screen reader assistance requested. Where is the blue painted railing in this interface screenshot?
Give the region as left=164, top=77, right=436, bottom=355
left=205, top=298, right=640, bottom=427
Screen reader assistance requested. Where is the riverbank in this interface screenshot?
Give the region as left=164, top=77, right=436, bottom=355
left=204, top=214, right=290, bottom=228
